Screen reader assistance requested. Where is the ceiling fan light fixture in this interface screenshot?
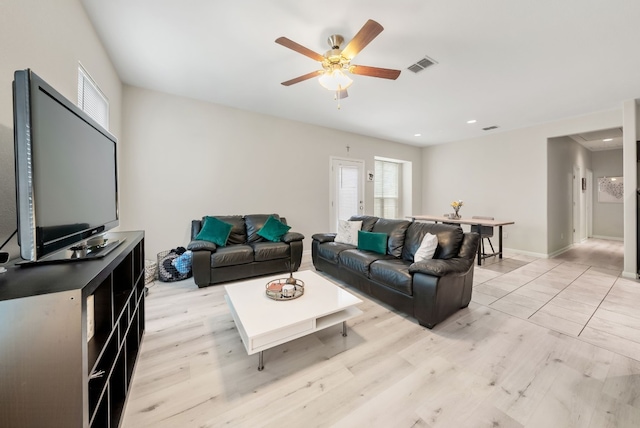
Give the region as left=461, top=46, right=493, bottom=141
left=318, top=68, right=353, bottom=91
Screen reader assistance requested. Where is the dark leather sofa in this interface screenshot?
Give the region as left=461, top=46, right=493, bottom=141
left=312, top=216, right=479, bottom=328
left=188, top=214, right=304, bottom=287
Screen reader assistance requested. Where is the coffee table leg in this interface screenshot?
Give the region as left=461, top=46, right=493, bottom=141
left=258, top=351, right=264, bottom=371
left=342, top=321, right=347, bottom=337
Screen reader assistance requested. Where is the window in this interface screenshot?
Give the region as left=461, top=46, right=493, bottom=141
left=77, top=64, right=109, bottom=130
left=374, top=159, right=401, bottom=218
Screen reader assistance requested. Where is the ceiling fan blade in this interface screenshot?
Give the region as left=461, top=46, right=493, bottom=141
left=341, top=19, right=384, bottom=60
left=349, top=65, right=401, bottom=80
left=281, top=70, right=322, bottom=86
left=275, top=37, right=325, bottom=62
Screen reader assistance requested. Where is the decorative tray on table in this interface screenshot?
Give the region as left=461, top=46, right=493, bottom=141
left=265, top=276, right=305, bottom=301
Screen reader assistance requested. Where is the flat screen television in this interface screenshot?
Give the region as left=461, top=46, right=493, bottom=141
left=13, top=69, right=120, bottom=265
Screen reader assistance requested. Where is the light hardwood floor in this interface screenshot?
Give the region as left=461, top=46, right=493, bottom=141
left=122, top=239, right=640, bottom=427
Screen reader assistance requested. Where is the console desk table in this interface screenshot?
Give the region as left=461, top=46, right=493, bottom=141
left=409, top=215, right=515, bottom=265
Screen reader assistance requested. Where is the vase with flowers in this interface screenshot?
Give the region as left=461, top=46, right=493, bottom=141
left=451, top=200, right=463, bottom=219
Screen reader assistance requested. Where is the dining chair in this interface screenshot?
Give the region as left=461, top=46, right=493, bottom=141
left=470, top=216, right=495, bottom=256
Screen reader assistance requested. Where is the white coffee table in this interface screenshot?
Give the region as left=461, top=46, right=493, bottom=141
left=224, top=270, right=363, bottom=370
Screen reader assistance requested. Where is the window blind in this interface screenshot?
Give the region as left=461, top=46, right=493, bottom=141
left=78, top=65, right=109, bottom=130
left=374, top=160, right=400, bottom=218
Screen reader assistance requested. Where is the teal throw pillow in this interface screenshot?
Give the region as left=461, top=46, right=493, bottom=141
left=257, top=215, right=291, bottom=242
left=357, top=230, right=387, bottom=254
left=195, top=216, right=233, bottom=247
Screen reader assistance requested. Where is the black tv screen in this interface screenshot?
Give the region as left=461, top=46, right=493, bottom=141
left=13, top=69, right=119, bottom=263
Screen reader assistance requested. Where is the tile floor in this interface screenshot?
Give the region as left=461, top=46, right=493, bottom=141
left=472, top=238, right=640, bottom=360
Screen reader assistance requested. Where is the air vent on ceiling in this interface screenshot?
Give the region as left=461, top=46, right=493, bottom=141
left=482, top=126, right=499, bottom=131
left=407, top=56, right=437, bottom=73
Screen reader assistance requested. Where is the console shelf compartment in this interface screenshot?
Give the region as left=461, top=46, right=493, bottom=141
left=0, top=231, right=145, bottom=428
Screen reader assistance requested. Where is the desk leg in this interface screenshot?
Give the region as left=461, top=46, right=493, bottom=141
left=476, top=224, right=482, bottom=266
left=499, top=226, right=503, bottom=259
left=258, top=351, right=264, bottom=371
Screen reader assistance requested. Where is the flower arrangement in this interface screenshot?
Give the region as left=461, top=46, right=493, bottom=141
left=450, top=200, right=463, bottom=218
left=451, top=200, right=463, bottom=209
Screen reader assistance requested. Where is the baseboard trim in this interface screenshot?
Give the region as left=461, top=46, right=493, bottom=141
left=547, top=245, right=575, bottom=259
left=591, top=235, right=624, bottom=241
left=503, top=247, right=550, bottom=259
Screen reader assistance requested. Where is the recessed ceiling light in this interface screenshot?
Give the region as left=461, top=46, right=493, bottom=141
left=414, top=133, right=421, bottom=137
left=603, top=138, right=613, bottom=142
left=467, top=119, right=477, bottom=124
left=611, top=178, right=617, bottom=181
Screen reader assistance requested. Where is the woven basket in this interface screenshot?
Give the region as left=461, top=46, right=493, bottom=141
left=144, top=259, right=157, bottom=284
left=157, top=249, right=191, bottom=282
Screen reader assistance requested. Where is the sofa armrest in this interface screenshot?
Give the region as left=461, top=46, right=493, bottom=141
left=281, top=232, right=305, bottom=243
left=312, top=233, right=336, bottom=243
left=187, top=240, right=217, bottom=252
left=409, top=257, right=473, bottom=277
left=191, top=248, right=212, bottom=287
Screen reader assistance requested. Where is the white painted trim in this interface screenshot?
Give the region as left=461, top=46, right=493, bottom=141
left=586, top=169, right=593, bottom=238
left=591, top=235, right=624, bottom=241
left=572, top=165, right=580, bottom=244
left=546, top=244, right=575, bottom=259
left=503, top=247, right=550, bottom=259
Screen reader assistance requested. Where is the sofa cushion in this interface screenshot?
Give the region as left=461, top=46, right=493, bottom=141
left=349, top=215, right=379, bottom=232
left=370, top=259, right=413, bottom=296
left=335, top=220, right=362, bottom=246
left=431, top=225, right=464, bottom=260
left=214, top=215, right=246, bottom=245
left=258, top=215, right=291, bottom=242
left=339, top=249, right=391, bottom=277
left=245, top=214, right=281, bottom=243
left=211, top=245, right=254, bottom=267
left=402, top=222, right=430, bottom=261
left=252, top=241, right=290, bottom=261
left=414, top=233, right=438, bottom=262
left=196, top=216, right=233, bottom=247
left=316, top=242, right=355, bottom=263
left=357, top=230, right=388, bottom=254
left=371, top=218, right=411, bottom=258
left=403, top=222, right=464, bottom=261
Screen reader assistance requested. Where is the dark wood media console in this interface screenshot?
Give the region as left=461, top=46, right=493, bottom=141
left=0, top=231, right=145, bottom=427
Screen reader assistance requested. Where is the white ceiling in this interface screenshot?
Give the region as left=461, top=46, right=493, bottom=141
left=568, top=127, right=624, bottom=151
left=81, top=0, right=640, bottom=147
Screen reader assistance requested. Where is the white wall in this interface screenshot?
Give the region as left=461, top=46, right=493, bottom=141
left=120, top=85, right=423, bottom=258
left=592, top=149, right=623, bottom=239
left=0, top=0, right=122, bottom=260
left=622, top=99, right=639, bottom=277
left=422, top=109, right=622, bottom=257
left=0, top=2, right=634, bottom=266
left=547, top=136, right=591, bottom=254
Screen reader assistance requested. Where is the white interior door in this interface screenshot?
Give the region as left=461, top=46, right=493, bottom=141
left=330, top=158, right=364, bottom=232
left=587, top=169, right=593, bottom=238
left=573, top=165, right=580, bottom=244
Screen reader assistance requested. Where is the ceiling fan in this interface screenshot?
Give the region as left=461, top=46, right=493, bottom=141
left=275, top=19, right=401, bottom=100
